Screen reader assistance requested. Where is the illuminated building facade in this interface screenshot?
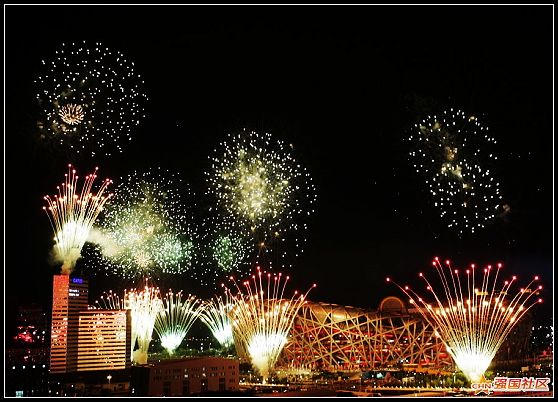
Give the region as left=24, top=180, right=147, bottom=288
left=278, top=297, right=452, bottom=372
left=131, top=356, right=239, bottom=396
left=50, top=275, right=133, bottom=374
left=50, top=275, right=89, bottom=374
left=77, top=309, right=132, bottom=371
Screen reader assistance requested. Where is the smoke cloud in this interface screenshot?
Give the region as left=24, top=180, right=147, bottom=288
left=87, top=227, right=121, bottom=257
left=49, top=246, right=81, bottom=275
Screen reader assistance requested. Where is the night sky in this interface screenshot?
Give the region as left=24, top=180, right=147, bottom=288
left=5, top=5, right=553, bottom=336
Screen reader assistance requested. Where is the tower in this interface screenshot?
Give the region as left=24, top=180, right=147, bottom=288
left=49, top=275, right=88, bottom=373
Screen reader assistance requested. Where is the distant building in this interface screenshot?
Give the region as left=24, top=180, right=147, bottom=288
left=131, top=356, right=239, bottom=396
left=14, top=303, right=48, bottom=345
left=48, top=369, right=132, bottom=397
left=183, top=335, right=213, bottom=351
left=6, top=347, right=50, bottom=397
left=6, top=302, right=50, bottom=396
left=529, top=319, right=554, bottom=357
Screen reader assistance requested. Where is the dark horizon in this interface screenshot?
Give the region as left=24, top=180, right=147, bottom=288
left=5, top=5, right=553, bottom=336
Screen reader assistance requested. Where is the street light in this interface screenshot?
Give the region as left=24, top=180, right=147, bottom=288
left=107, top=374, right=112, bottom=385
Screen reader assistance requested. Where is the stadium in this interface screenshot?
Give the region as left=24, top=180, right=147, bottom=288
left=276, top=296, right=531, bottom=374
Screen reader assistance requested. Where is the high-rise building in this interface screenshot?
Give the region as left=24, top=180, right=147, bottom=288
left=50, top=275, right=89, bottom=373
left=77, top=309, right=131, bottom=371
left=50, top=275, right=133, bottom=376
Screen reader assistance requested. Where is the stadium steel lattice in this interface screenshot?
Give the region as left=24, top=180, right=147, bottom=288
left=277, top=297, right=453, bottom=372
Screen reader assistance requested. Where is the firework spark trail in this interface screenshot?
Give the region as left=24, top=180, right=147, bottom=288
left=206, top=129, right=316, bottom=271
left=125, top=282, right=163, bottom=364
left=96, top=291, right=133, bottom=359
left=96, top=281, right=163, bottom=364
left=223, top=268, right=316, bottom=383
left=387, top=257, right=543, bottom=383
left=94, top=168, right=197, bottom=279
left=35, top=41, right=147, bottom=157
left=198, top=293, right=235, bottom=349
left=43, top=164, right=112, bottom=274
left=154, top=290, right=203, bottom=356
left=408, top=109, right=502, bottom=235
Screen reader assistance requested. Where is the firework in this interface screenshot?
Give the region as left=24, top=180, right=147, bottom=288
left=387, top=257, right=543, bottom=383
left=97, top=282, right=163, bottom=364
left=43, top=164, right=112, bottom=274
left=206, top=129, right=316, bottom=270
left=154, top=290, right=203, bottom=356
left=198, top=293, right=235, bottom=349
left=408, top=109, right=502, bottom=235
left=126, top=283, right=163, bottom=364
left=93, top=168, right=197, bottom=279
left=199, top=214, right=253, bottom=285
left=58, top=103, right=85, bottom=125
left=96, top=290, right=134, bottom=360
left=212, top=233, right=250, bottom=272
left=97, top=290, right=126, bottom=310
left=35, top=41, right=147, bottom=156
left=223, top=268, right=316, bottom=383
